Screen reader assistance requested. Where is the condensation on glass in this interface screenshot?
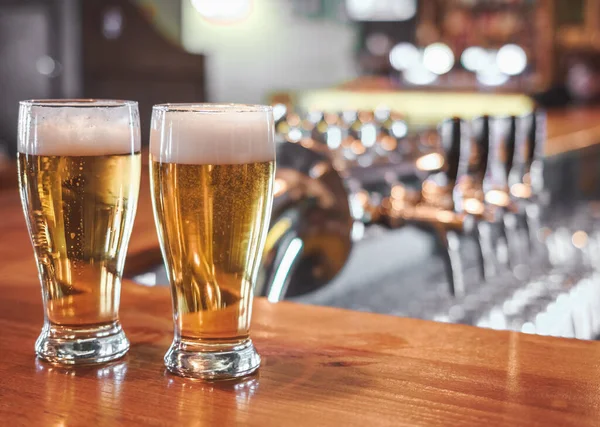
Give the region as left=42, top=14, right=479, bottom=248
left=18, top=99, right=141, bottom=365
left=150, top=103, right=275, bottom=379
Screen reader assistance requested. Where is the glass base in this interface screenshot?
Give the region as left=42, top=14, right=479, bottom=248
left=164, top=338, right=261, bottom=380
left=35, top=321, right=129, bottom=365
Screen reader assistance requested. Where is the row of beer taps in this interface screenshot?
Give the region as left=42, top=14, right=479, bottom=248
left=259, top=104, right=546, bottom=305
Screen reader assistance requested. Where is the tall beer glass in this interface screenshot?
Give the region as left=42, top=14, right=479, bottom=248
left=150, top=104, right=274, bottom=379
left=18, top=100, right=141, bottom=365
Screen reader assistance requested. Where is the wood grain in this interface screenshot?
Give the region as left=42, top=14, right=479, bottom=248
left=545, top=107, right=600, bottom=156
left=1, top=123, right=600, bottom=426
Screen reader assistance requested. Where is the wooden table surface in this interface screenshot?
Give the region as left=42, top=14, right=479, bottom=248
left=545, top=107, right=600, bottom=156
left=2, top=111, right=600, bottom=426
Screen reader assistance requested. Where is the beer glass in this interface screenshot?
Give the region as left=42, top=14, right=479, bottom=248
left=150, top=104, right=275, bottom=379
left=18, top=100, right=141, bottom=364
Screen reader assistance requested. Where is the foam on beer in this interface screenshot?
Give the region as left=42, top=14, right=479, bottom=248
left=18, top=106, right=140, bottom=156
left=150, top=105, right=275, bottom=165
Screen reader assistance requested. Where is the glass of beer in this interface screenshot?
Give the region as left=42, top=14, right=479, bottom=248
left=18, top=100, right=141, bottom=365
left=150, top=104, right=274, bottom=379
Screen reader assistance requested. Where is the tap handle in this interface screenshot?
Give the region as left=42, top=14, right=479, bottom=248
left=471, top=115, right=491, bottom=184
left=487, top=115, right=517, bottom=191
left=439, top=117, right=466, bottom=184
left=514, top=110, right=546, bottom=194
left=503, top=116, right=517, bottom=180
left=520, top=109, right=546, bottom=168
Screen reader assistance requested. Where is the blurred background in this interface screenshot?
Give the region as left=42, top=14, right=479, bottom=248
left=4, top=0, right=600, bottom=339
left=4, top=0, right=600, bottom=150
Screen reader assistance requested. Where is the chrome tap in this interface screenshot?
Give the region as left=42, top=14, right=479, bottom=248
left=384, top=118, right=485, bottom=297
left=258, top=109, right=545, bottom=303
left=256, top=141, right=354, bottom=302
left=513, top=110, right=546, bottom=259
left=257, top=109, right=427, bottom=301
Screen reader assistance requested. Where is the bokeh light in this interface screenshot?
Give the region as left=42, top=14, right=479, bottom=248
left=423, top=43, right=455, bottom=75
left=496, top=44, right=527, bottom=76
left=389, top=43, right=420, bottom=71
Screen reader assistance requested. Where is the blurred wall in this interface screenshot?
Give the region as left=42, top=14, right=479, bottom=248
left=131, top=0, right=181, bottom=42
left=181, top=0, right=358, bottom=103
left=0, top=0, right=81, bottom=156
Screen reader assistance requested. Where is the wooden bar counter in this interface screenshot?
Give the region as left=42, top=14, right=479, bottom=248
left=3, top=112, right=600, bottom=426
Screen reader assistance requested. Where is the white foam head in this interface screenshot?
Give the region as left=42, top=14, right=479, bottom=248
left=150, top=104, right=275, bottom=165
left=18, top=100, right=140, bottom=156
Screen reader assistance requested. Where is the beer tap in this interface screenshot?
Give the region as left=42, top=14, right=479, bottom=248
left=257, top=109, right=431, bottom=301
left=484, top=116, right=529, bottom=273
left=469, top=115, right=510, bottom=279
left=384, top=118, right=485, bottom=297
left=514, top=111, right=546, bottom=259
left=256, top=141, right=354, bottom=302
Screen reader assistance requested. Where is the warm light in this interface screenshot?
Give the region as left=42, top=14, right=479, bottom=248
left=416, top=152, right=444, bottom=171
left=378, top=198, right=391, bottom=212
left=436, top=211, right=455, bottom=224
left=190, top=0, right=252, bottom=23
left=510, top=183, right=532, bottom=199
left=300, top=138, right=315, bottom=149
left=302, top=119, right=315, bottom=131
left=572, top=231, right=588, bottom=249
left=389, top=43, right=420, bottom=71
left=391, top=184, right=406, bottom=200
left=423, top=43, right=454, bottom=75
left=324, top=113, right=338, bottom=125
left=422, top=180, right=438, bottom=194
left=273, top=178, right=288, bottom=198
left=461, top=46, right=487, bottom=72
left=358, top=111, right=374, bottom=123
left=391, top=198, right=405, bottom=211
left=351, top=140, right=366, bottom=155
left=497, top=44, right=527, bottom=76
left=355, top=190, right=370, bottom=207
left=287, top=114, right=301, bottom=127
left=464, top=198, right=484, bottom=215
left=485, top=189, right=510, bottom=207
left=380, top=135, right=397, bottom=151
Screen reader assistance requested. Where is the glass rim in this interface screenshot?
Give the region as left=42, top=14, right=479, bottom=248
left=152, top=103, right=272, bottom=114
left=19, top=99, right=138, bottom=108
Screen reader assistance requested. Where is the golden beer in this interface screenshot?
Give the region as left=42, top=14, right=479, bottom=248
left=18, top=153, right=141, bottom=326
left=151, top=160, right=274, bottom=341
left=18, top=99, right=141, bottom=365
left=150, top=103, right=275, bottom=379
